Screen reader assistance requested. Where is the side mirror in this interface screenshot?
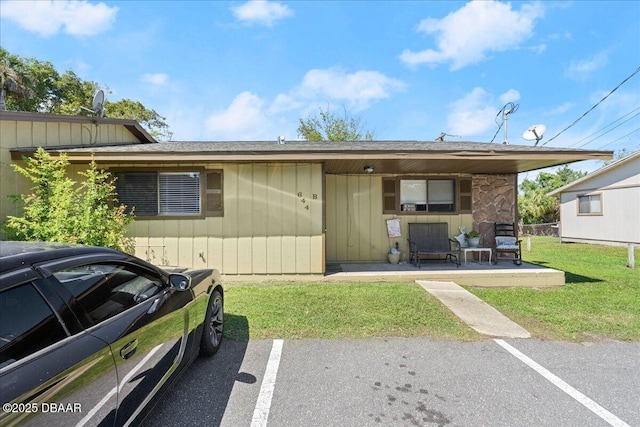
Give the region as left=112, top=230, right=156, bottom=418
left=168, top=273, right=191, bottom=291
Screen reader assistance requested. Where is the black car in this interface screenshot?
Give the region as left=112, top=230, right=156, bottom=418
left=0, top=241, right=224, bottom=426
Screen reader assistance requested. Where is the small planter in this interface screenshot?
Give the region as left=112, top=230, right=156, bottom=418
left=388, top=253, right=400, bottom=264
left=467, top=237, right=480, bottom=248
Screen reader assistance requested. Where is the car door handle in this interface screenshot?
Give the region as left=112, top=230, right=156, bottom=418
left=120, top=339, right=138, bottom=360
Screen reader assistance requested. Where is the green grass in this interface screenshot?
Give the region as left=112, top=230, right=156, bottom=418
left=470, top=237, right=640, bottom=341
left=222, top=237, right=639, bottom=342
left=223, top=282, right=481, bottom=341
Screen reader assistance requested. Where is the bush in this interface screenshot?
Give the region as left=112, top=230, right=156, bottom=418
left=4, top=147, right=134, bottom=252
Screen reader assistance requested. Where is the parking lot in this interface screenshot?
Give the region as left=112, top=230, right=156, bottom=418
left=143, top=337, right=639, bottom=427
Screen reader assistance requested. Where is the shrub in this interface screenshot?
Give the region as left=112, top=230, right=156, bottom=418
left=4, top=147, right=134, bottom=252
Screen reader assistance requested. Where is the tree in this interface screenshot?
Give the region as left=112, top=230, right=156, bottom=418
left=602, top=148, right=633, bottom=166
left=106, top=99, right=173, bottom=140
left=0, top=48, right=34, bottom=110
left=518, top=165, right=587, bottom=224
left=0, top=47, right=172, bottom=139
left=297, top=105, right=374, bottom=141
left=4, top=148, right=134, bottom=252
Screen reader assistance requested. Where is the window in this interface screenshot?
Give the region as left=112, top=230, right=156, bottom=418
left=115, top=170, right=223, bottom=218
left=578, top=194, right=602, bottom=214
left=399, top=178, right=455, bottom=212
left=0, top=283, right=67, bottom=367
left=53, top=263, right=163, bottom=323
left=383, top=177, right=471, bottom=215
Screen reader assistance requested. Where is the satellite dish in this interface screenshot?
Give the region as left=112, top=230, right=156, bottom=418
left=92, top=89, right=105, bottom=117
left=523, top=124, right=546, bottom=145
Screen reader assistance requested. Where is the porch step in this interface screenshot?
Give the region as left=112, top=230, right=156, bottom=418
left=416, top=280, right=531, bottom=338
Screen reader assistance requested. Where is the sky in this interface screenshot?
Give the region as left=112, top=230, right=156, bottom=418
left=1, top=0, right=639, bottom=175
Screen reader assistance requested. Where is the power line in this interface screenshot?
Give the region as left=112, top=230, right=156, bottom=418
left=595, top=127, right=640, bottom=150
left=575, top=110, right=640, bottom=148
left=541, top=66, right=640, bottom=146
left=569, top=107, right=640, bottom=148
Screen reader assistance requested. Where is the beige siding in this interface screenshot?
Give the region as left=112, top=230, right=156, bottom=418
left=128, top=163, right=325, bottom=274
left=0, top=118, right=144, bottom=220
left=325, top=174, right=473, bottom=262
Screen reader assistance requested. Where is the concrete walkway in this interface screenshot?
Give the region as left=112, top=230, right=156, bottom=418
left=417, top=280, right=531, bottom=338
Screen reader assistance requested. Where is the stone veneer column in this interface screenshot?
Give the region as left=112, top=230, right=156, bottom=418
left=472, top=174, right=517, bottom=247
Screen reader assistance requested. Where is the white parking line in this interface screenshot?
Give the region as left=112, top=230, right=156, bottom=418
left=495, top=339, right=630, bottom=427
left=250, top=339, right=284, bottom=427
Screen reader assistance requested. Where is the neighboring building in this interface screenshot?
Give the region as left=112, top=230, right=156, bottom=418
left=548, top=150, right=640, bottom=246
left=1, top=111, right=612, bottom=274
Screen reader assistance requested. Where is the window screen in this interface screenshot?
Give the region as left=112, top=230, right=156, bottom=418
left=116, top=172, right=158, bottom=216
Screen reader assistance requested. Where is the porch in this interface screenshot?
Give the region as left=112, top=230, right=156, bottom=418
left=323, top=259, right=564, bottom=288
left=222, top=258, right=564, bottom=288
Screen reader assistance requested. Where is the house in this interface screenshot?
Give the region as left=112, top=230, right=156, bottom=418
left=548, top=150, right=640, bottom=246
left=1, top=111, right=613, bottom=275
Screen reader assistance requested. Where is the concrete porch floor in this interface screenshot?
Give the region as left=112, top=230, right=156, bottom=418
left=322, top=258, right=564, bottom=288
left=223, top=259, right=564, bottom=288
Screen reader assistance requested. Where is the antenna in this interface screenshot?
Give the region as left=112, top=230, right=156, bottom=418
left=501, top=103, right=519, bottom=144
left=490, top=102, right=519, bottom=144
left=522, top=124, right=546, bottom=146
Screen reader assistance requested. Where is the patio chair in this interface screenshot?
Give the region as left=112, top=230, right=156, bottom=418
left=407, top=223, right=460, bottom=268
left=494, top=222, right=522, bottom=265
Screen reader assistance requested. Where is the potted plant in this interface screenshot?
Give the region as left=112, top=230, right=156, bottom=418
left=466, top=230, right=481, bottom=247
left=388, top=244, right=401, bottom=264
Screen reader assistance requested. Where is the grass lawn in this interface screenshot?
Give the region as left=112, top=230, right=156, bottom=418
left=223, top=282, right=481, bottom=341
left=223, top=237, right=638, bottom=342
left=470, top=237, right=639, bottom=341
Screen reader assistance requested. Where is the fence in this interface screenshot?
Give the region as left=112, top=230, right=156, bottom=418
left=520, top=222, right=559, bottom=237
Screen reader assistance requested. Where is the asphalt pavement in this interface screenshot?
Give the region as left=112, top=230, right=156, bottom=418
left=143, top=337, right=640, bottom=427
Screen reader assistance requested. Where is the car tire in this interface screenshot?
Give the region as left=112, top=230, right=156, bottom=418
left=200, top=289, right=224, bottom=357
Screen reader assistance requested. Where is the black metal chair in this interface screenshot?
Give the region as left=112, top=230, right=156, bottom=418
left=494, top=222, right=522, bottom=265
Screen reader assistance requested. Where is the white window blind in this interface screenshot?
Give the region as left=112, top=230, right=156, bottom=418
left=159, top=172, right=200, bottom=215
left=428, top=180, right=454, bottom=204
left=400, top=180, right=427, bottom=204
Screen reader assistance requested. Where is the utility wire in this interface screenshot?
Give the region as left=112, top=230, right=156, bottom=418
left=541, top=66, right=640, bottom=146
left=576, top=112, right=640, bottom=148
left=569, top=107, right=640, bottom=148
left=595, top=127, right=640, bottom=150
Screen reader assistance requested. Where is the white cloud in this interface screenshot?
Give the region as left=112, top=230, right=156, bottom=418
left=205, top=92, right=270, bottom=139
left=0, top=0, right=118, bottom=37
left=270, top=67, right=406, bottom=113
left=565, top=50, right=610, bottom=81
left=445, top=88, right=520, bottom=138
left=141, top=73, right=169, bottom=86
left=544, top=102, right=574, bottom=116
left=400, top=1, right=544, bottom=70
left=231, top=0, right=293, bottom=27
left=499, top=89, right=521, bottom=104
left=446, top=87, right=499, bottom=136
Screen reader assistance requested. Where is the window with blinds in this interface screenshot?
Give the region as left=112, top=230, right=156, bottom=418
left=159, top=173, right=200, bottom=215
left=115, top=169, right=222, bottom=218
left=382, top=176, right=471, bottom=215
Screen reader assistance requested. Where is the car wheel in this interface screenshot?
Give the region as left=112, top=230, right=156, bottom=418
left=200, top=289, right=223, bottom=356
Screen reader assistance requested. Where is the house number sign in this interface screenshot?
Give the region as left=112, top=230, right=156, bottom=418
left=297, top=192, right=318, bottom=211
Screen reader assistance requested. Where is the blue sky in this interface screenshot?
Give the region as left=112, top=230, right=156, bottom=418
left=1, top=1, right=639, bottom=173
